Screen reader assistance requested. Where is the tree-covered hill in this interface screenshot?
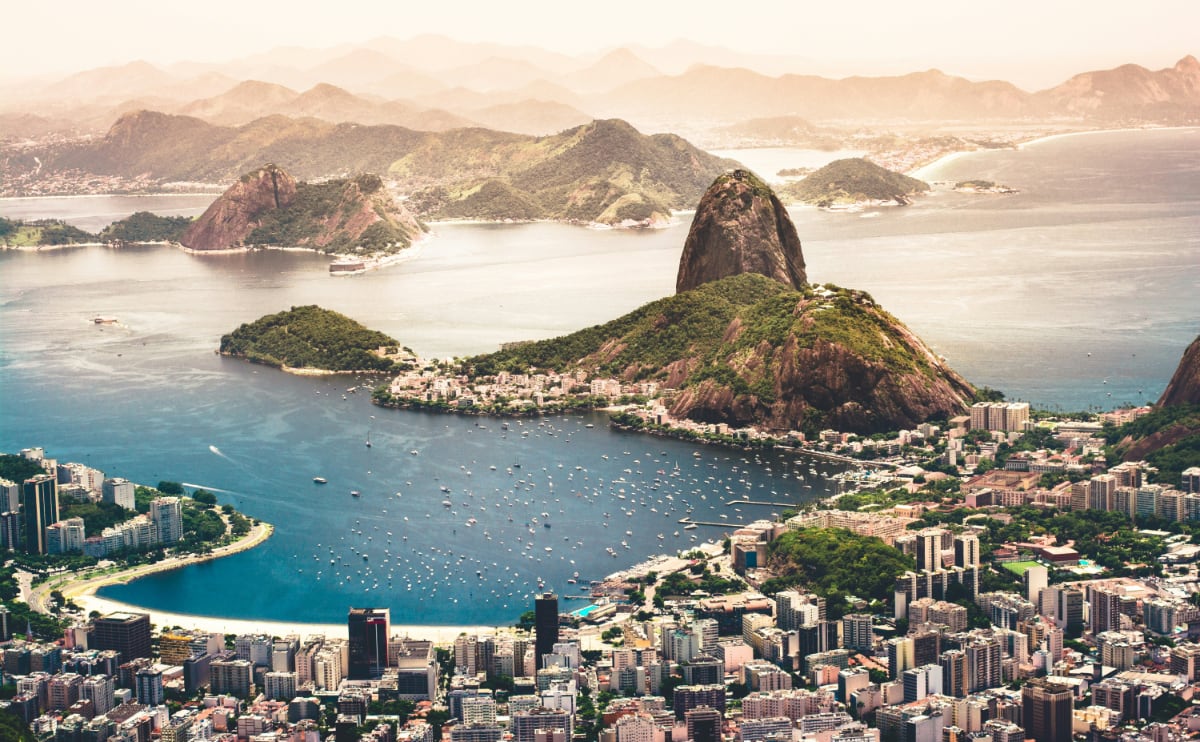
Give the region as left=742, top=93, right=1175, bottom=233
left=1104, top=403, right=1200, bottom=485
left=465, top=273, right=973, bottom=434
left=220, top=305, right=406, bottom=372
left=761, top=527, right=915, bottom=618
left=98, top=211, right=193, bottom=243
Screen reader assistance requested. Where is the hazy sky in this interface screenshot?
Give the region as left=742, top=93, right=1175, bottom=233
left=9, top=0, right=1197, bottom=89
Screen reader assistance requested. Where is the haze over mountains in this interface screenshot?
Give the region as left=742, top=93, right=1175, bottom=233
left=3, top=35, right=1197, bottom=143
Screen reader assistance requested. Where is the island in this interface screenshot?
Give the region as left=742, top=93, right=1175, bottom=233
left=219, top=305, right=414, bottom=374
left=781, top=157, right=930, bottom=208
left=954, top=179, right=1019, bottom=194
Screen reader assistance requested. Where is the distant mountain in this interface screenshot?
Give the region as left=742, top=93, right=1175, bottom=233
left=176, top=81, right=477, bottom=131
left=1034, top=55, right=1200, bottom=121
left=783, top=158, right=930, bottom=206
left=560, top=48, right=661, bottom=93
left=45, top=113, right=732, bottom=225
left=178, top=80, right=300, bottom=126
left=676, top=170, right=807, bottom=293
left=180, top=165, right=424, bottom=253
left=597, top=65, right=1031, bottom=123
left=438, top=57, right=555, bottom=93
left=465, top=99, right=593, bottom=136
left=39, top=60, right=175, bottom=103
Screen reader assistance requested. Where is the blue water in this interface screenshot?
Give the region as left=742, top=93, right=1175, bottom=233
left=1, top=128, right=1197, bottom=625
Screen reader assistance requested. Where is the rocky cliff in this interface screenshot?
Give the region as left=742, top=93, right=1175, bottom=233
left=1158, top=335, right=1200, bottom=407
left=676, top=170, right=807, bottom=293
left=180, top=164, right=297, bottom=250
left=180, top=165, right=424, bottom=253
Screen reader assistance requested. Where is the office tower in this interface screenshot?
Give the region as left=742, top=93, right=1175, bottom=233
left=149, top=497, right=183, bottom=543
left=535, top=593, right=559, bottom=669
left=91, top=612, right=152, bottom=663
left=21, top=474, right=59, bottom=554
left=685, top=706, right=723, bottom=742
left=0, top=511, right=20, bottom=550
left=1022, top=678, right=1072, bottom=742
left=348, top=607, right=390, bottom=679
left=953, top=534, right=980, bottom=569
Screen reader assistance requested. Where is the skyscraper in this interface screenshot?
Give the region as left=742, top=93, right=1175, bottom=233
left=535, top=593, right=559, bottom=669
left=348, top=607, right=390, bottom=679
left=91, top=612, right=152, bottom=663
left=21, top=474, right=59, bottom=554
left=1022, top=678, right=1072, bottom=742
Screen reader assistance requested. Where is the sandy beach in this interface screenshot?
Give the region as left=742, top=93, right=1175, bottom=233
left=37, top=518, right=493, bottom=643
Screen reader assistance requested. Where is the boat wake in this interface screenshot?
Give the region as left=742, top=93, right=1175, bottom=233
left=181, top=482, right=235, bottom=494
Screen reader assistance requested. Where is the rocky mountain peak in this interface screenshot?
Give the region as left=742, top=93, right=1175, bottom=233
left=1158, top=335, right=1200, bottom=407
left=676, top=169, right=807, bottom=293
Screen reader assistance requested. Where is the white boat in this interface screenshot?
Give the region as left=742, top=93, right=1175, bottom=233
left=313, top=477, right=327, bottom=484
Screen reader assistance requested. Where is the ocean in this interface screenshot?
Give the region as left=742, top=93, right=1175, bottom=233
left=0, top=127, right=1196, bottom=625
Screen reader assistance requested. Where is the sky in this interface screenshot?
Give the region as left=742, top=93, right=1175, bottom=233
left=7, top=0, right=1198, bottom=89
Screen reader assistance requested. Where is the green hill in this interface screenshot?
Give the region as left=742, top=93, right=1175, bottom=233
left=99, top=211, right=193, bottom=243
left=1104, top=403, right=1200, bottom=485
left=466, top=273, right=973, bottom=434
left=783, top=157, right=929, bottom=206
left=219, top=305, right=407, bottom=372
left=0, top=217, right=94, bottom=246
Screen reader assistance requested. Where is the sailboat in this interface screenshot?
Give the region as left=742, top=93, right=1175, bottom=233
left=365, top=431, right=372, bottom=448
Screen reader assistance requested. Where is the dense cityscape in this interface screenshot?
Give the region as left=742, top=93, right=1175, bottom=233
left=3, top=393, right=1200, bottom=742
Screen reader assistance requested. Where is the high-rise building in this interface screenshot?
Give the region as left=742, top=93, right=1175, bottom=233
left=535, top=593, right=559, bottom=669
left=511, top=707, right=572, bottom=742
left=953, top=534, right=980, bottom=569
left=91, top=612, right=152, bottom=663
left=965, top=638, right=1001, bottom=693
left=939, top=649, right=967, bottom=698
left=685, top=706, right=723, bottom=742
left=0, top=510, right=20, bottom=551
left=841, top=614, right=873, bottom=652
left=673, top=685, right=726, bottom=720
left=1022, top=678, right=1072, bottom=742
left=149, top=497, right=183, bottom=543
left=101, top=478, right=136, bottom=510
left=887, top=637, right=914, bottom=679
left=914, top=528, right=946, bottom=572
left=211, top=657, right=253, bottom=697
left=135, top=667, right=164, bottom=705
left=264, top=671, right=297, bottom=701
left=348, top=607, right=390, bottom=679
left=21, top=474, right=59, bottom=554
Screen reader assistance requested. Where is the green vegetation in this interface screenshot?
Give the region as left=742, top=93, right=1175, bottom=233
left=0, top=218, right=95, bottom=246
left=0, top=709, right=36, bottom=742
left=0, top=454, right=46, bottom=483
left=463, top=273, right=969, bottom=434
left=761, top=527, right=914, bottom=618
left=1104, top=403, right=1200, bottom=484
left=782, top=158, right=929, bottom=206
left=245, top=174, right=418, bottom=253
left=955, top=180, right=995, bottom=189
left=220, top=305, right=404, bottom=372
left=656, top=562, right=744, bottom=597
left=99, top=211, right=193, bottom=243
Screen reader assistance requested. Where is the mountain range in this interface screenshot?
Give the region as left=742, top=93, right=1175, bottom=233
left=2, top=38, right=1196, bottom=142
